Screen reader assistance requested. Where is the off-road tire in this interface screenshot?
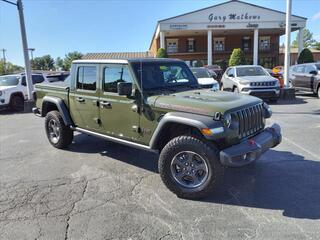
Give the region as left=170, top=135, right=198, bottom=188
left=10, top=95, right=24, bottom=112
left=159, top=135, right=224, bottom=199
left=45, top=110, right=73, bottom=149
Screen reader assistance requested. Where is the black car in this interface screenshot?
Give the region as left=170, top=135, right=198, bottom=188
left=290, top=63, right=320, bottom=98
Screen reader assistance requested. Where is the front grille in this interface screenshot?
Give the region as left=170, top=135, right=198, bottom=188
left=231, top=103, right=264, bottom=139
left=250, top=81, right=276, bottom=87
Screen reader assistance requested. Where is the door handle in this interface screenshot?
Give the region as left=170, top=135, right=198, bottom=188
left=76, top=97, right=85, bottom=103
left=100, top=101, right=112, bottom=108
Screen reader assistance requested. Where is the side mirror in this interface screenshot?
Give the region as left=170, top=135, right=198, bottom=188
left=117, top=82, right=132, bottom=96
left=228, top=74, right=234, bottom=78
left=309, top=70, right=317, bottom=75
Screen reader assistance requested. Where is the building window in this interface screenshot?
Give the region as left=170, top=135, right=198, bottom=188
left=166, top=39, right=178, bottom=53
left=259, top=36, right=270, bottom=50
left=187, top=38, right=195, bottom=52
left=214, top=38, right=225, bottom=51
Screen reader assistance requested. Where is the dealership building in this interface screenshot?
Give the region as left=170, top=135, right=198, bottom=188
left=84, top=0, right=309, bottom=68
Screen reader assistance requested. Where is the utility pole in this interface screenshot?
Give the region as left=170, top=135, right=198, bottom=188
left=28, top=48, right=35, bottom=70
left=1, top=0, right=33, bottom=100
left=284, top=0, right=292, bottom=88
left=0, top=48, right=6, bottom=74
left=17, top=0, right=33, bottom=100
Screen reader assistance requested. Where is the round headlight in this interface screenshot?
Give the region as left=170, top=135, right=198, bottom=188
left=223, top=113, right=232, bottom=128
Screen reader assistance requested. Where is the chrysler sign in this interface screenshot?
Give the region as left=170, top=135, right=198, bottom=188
left=209, top=13, right=261, bottom=22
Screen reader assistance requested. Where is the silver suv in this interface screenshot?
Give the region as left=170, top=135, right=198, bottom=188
left=221, top=65, right=280, bottom=102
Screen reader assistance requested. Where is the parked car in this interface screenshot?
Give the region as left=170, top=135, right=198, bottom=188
left=0, top=73, right=49, bottom=111
left=221, top=65, right=280, bottom=102
left=205, top=64, right=223, bottom=80
left=33, top=58, right=281, bottom=199
left=289, top=63, right=320, bottom=97
left=190, top=67, right=219, bottom=91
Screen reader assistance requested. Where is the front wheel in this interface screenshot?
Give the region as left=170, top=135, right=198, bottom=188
left=158, top=136, right=224, bottom=199
left=10, top=95, right=24, bottom=112
left=45, top=110, right=73, bottom=149
left=317, top=87, right=320, bottom=98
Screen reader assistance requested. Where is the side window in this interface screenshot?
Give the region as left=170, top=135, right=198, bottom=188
left=305, top=65, right=316, bottom=74
left=227, top=68, right=234, bottom=77
left=296, top=65, right=305, bottom=74
left=32, top=75, right=45, bottom=84
left=104, top=65, right=132, bottom=93
left=77, top=66, right=97, bottom=91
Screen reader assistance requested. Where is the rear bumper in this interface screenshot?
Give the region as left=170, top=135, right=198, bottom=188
left=219, top=123, right=282, bottom=167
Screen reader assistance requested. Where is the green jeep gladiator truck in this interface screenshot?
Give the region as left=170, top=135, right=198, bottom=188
left=33, top=58, right=281, bottom=199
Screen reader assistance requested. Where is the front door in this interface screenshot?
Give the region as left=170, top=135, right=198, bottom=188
left=98, top=64, right=140, bottom=142
left=303, top=65, right=317, bottom=91
left=69, top=64, right=100, bottom=131
left=292, top=64, right=306, bottom=89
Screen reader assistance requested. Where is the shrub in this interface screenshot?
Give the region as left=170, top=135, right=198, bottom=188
left=229, top=48, right=246, bottom=66
left=297, top=48, right=314, bottom=64
left=156, top=48, right=168, bottom=58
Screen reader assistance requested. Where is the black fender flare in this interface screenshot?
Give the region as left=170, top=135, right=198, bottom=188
left=41, top=96, right=74, bottom=126
left=149, top=112, right=224, bottom=149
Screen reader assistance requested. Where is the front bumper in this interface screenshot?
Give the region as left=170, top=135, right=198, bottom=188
left=219, top=123, right=282, bottom=167
left=241, top=88, right=280, bottom=99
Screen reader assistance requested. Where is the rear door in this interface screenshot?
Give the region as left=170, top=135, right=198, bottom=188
left=292, top=65, right=305, bottom=89
left=69, top=64, right=100, bottom=131
left=98, top=63, right=140, bottom=142
left=303, top=65, right=317, bottom=92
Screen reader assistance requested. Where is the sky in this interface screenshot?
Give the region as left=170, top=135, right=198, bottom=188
left=0, top=0, right=320, bottom=66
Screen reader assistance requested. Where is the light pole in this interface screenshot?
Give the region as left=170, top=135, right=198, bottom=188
left=284, top=0, right=292, bottom=88
left=0, top=0, right=33, bottom=101
left=28, top=48, right=35, bottom=61
left=0, top=48, right=6, bottom=74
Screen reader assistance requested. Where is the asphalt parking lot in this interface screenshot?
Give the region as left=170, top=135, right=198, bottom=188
left=0, top=93, right=320, bottom=240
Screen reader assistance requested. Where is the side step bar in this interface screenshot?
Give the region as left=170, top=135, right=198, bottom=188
left=73, top=127, right=158, bottom=153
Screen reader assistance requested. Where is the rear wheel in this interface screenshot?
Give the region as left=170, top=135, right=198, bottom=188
left=159, top=135, right=224, bottom=199
left=45, top=110, right=73, bottom=149
left=10, top=95, right=24, bottom=112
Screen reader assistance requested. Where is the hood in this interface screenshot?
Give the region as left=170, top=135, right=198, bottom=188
left=148, top=89, right=261, bottom=116
left=197, top=78, right=218, bottom=85
left=237, top=75, right=276, bottom=82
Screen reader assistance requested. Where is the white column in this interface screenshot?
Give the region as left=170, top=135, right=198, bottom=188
left=284, top=0, right=292, bottom=87
left=253, top=28, right=259, bottom=65
left=297, top=27, right=304, bottom=55
left=207, top=30, right=212, bottom=66
left=160, top=31, right=165, bottom=49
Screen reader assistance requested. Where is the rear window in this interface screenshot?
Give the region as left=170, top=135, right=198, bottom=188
left=77, top=66, right=97, bottom=91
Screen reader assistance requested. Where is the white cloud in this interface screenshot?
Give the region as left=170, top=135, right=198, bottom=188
left=312, top=11, right=320, bottom=21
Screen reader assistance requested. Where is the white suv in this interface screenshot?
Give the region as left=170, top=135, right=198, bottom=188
left=221, top=65, right=280, bottom=102
left=0, top=73, right=48, bottom=111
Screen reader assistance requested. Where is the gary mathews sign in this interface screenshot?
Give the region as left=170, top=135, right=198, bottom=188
left=209, top=13, right=261, bottom=22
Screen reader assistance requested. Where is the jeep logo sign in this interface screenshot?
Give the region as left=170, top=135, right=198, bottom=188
left=208, top=13, right=261, bottom=22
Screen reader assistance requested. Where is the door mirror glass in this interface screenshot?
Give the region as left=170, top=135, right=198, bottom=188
left=309, top=70, right=317, bottom=75
left=228, top=74, right=234, bottom=78
left=117, top=82, right=132, bottom=96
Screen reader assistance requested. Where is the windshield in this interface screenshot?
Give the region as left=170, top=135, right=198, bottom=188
left=236, top=67, right=268, bottom=77
left=316, top=64, right=320, bottom=71
left=131, top=62, right=198, bottom=91
left=0, top=75, right=20, bottom=86
left=191, top=68, right=211, bottom=78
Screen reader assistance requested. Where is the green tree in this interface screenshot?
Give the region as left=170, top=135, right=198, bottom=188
left=156, top=48, right=168, bottom=58
left=229, top=48, right=246, bottom=66
left=297, top=48, right=314, bottom=64
left=0, top=60, right=23, bottom=75
left=292, top=29, right=316, bottom=48
left=62, top=51, right=83, bottom=70
left=313, top=42, right=320, bottom=50
left=31, top=55, right=55, bottom=70
left=55, top=57, right=64, bottom=70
